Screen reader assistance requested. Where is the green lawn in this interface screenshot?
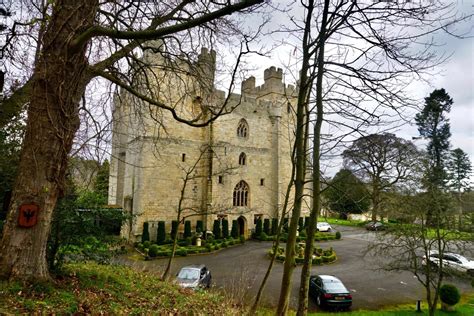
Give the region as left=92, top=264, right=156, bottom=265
left=323, top=217, right=472, bottom=241
left=308, top=295, right=474, bottom=316
left=324, top=217, right=365, bottom=227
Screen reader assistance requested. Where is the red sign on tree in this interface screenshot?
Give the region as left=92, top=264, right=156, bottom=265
left=18, top=204, right=39, bottom=228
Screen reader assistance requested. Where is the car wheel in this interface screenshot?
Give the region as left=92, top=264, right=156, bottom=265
left=316, top=295, right=321, bottom=306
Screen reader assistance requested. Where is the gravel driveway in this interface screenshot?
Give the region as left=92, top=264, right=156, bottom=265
left=114, top=225, right=473, bottom=311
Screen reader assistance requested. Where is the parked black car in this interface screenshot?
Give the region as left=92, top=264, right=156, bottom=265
left=176, top=264, right=212, bottom=289
left=309, top=275, right=352, bottom=309
left=365, top=221, right=386, bottom=231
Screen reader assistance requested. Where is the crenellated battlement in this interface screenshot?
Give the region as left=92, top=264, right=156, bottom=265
left=264, top=66, right=283, bottom=81
left=240, top=67, right=296, bottom=100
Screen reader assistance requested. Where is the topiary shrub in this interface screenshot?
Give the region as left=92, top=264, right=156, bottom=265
left=239, top=235, right=245, bottom=244
left=298, top=217, right=304, bottom=231
left=271, top=218, right=278, bottom=236
left=184, top=220, right=192, bottom=238
left=231, top=220, right=239, bottom=238
left=157, top=221, right=166, bottom=244
left=283, top=218, right=289, bottom=232
left=171, top=220, right=179, bottom=240
left=222, top=219, right=229, bottom=239
left=305, top=216, right=310, bottom=228
left=439, top=284, right=461, bottom=307
left=213, top=220, right=221, bottom=239
left=335, top=231, right=341, bottom=239
left=255, top=218, right=263, bottom=237
left=142, top=240, right=151, bottom=249
left=148, top=244, right=159, bottom=257
left=196, top=220, right=203, bottom=234
left=263, top=218, right=270, bottom=235
left=142, top=222, right=150, bottom=243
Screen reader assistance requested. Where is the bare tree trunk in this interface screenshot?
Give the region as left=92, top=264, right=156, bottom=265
left=297, top=1, right=330, bottom=314
left=276, top=2, right=313, bottom=313
left=0, top=0, right=97, bottom=281
left=250, top=147, right=296, bottom=315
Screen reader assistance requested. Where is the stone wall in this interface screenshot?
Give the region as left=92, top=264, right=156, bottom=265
left=109, top=49, right=305, bottom=241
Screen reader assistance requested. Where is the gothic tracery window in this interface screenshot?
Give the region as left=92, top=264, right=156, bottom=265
left=233, top=181, right=249, bottom=207
left=239, top=152, right=246, bottom=165
left=237, top=119, right=249, bottom=138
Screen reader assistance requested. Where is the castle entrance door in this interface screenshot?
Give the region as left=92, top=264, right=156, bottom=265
left=237, top=216, right=247, bottom=238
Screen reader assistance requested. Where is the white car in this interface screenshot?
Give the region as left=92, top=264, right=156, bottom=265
left=422, top=251, right=474, bottom=276
left=317, top=222, right=332, bottom=232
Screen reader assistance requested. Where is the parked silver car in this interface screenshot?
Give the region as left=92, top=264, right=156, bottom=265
left=176, top=264, right=212, bottom=289
left=422, top=251, right=474, bottom=276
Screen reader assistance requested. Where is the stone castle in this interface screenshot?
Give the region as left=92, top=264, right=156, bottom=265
left=108, top=47, right=300, bottom=241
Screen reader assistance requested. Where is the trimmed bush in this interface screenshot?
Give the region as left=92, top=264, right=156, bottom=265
left=312, top=256, right=322, bottom=265
left=222, top=219, right=229, bottom=239
left=142, top=222, right=150, bottom=243
left=184, top=220, right=192, bottom=238
left=213, top=220, right=221, bottom=239
left=255, top=218, right=263, bottom=236
left=231, top=220, right=239, bottom=238
left=148, top=244, right=159, bottom=257
left=196, top=220, right=203, bottom=234
left=142, top=240, right=151, bottom=249
left=156, top=250, right=171, bottom=257
left=264, top=218, right=271, bottom=235
left=335, top=231, right=341, bottom=239
left=439, top=284, right=461, bottom=306
left=239, top=235, right=245, bottom=244
left=175, top=248, right=188, bottom=257
left=157, top=221, right=166, bottom=244
left=171, top=220, right=179, bottom=239
left=271, top=218, right=278, bottom=236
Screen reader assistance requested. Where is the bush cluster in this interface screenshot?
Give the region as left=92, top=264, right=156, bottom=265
left=269, top=246, right=337, bottom=265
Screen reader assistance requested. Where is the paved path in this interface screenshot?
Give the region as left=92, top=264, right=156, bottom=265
left=114, top=225, right=473, bottom=311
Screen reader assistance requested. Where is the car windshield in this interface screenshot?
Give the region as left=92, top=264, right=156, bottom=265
left=323, top=280, right=347, bottom=292
left=178, top=268, right=200, bottom=280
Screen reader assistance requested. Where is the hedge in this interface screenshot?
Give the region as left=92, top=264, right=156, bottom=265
left=263, top=218, right=271, bottom=235
left=142, top=222, right=150, bottom=242
left=157, top=221, right=166, bottom=244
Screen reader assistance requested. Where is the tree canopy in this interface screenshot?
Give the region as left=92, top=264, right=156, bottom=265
left=323, top=169, right=370, bottom=216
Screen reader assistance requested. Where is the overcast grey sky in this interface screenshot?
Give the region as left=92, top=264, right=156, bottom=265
left=240, top=0, right=473, bottom=177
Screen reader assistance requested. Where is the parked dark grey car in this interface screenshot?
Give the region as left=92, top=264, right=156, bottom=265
left=176, top=264, right=212, bottom=289
left=309, top=275, right=352, bottom=309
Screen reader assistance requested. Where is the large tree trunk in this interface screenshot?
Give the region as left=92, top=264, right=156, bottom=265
left=0, top=0, right=97, bottom=281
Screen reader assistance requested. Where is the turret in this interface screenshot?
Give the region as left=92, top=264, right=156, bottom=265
left=242, top=76, right=256, bottom=95
left=196, top=47, right=217, bottom=91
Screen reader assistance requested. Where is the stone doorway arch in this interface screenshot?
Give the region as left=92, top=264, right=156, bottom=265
left=237, top=216, right=247, bottom=238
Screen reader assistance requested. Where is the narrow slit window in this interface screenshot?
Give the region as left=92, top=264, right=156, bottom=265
left=182, top=153, right=186, bottom=162
left=260, top=178, right=264, bottom=186
left=218, top=176, right=223, bottom=184
left=239, top=152, right=246, bottom=165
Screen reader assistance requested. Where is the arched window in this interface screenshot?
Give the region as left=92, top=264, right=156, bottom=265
left=233, top=181, right=249, bottom=207
left=239, top=152, right=246, bottom=165
left=237, top=119, right=249, bottom=138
